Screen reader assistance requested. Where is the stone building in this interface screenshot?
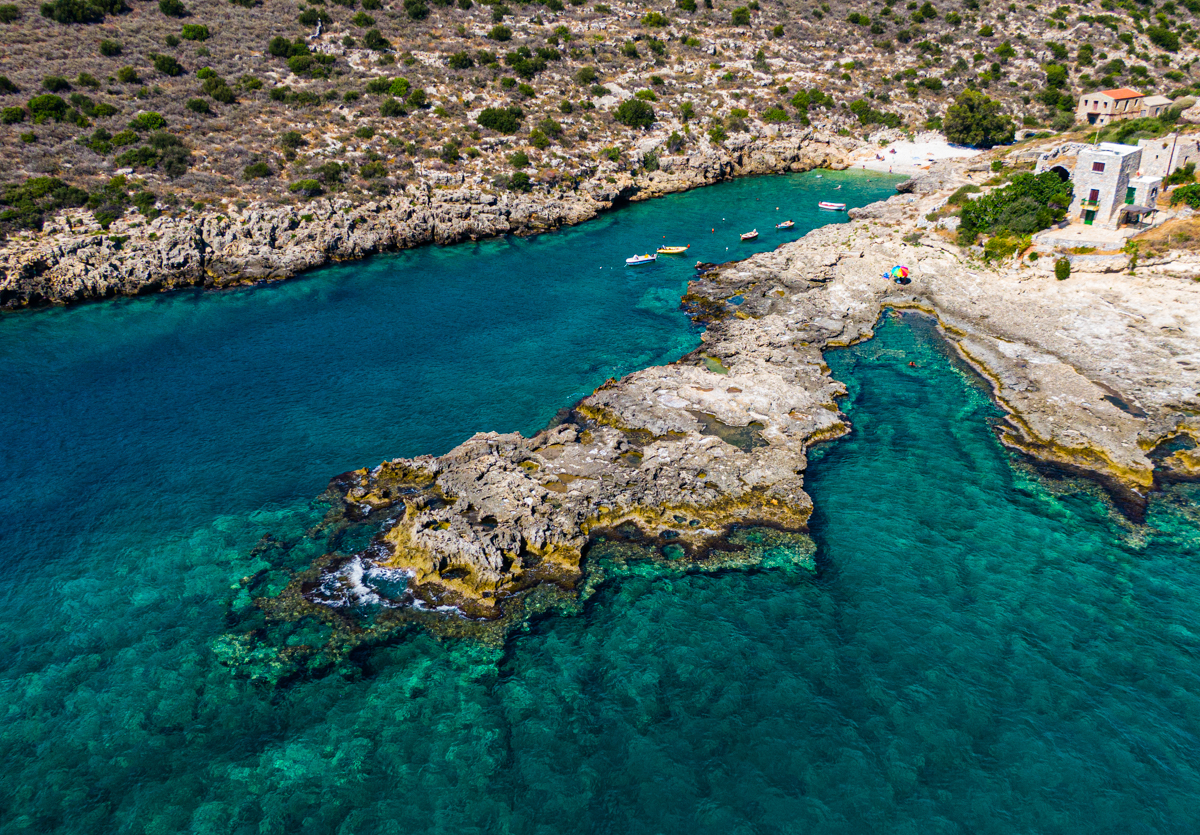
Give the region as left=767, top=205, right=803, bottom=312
left=1067, top=143, right=1160, bottom=229
left=1076, top=88, right=1146, bottom=126
left=1137, top=133, right=1200, bottom=178
left=1142, top=95, right=1175, bottom=118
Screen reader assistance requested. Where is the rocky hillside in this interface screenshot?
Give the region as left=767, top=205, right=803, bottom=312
left=2, top=0, right=1199, bottom=251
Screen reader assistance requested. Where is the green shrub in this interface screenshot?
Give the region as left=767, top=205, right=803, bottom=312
left=26, top=94, right=69, bottom=122
left=129, top=111, right=167, bottom=130
left=158, top=0, right=186, bottom=16
left=77, top=73, right=101, bottom=89
left=1, top=106, right=25, bottom=124
left=354, top=125, right=375, bottom=138
left=0, top=177, right=90, bottom=238
left=509, top=171, right=532, bottom=192
left=614, top=97, right=655, bottom=128
left=359, top=160, right=386, bottom=178
left=576, top=66, right=598, bottom=84
left=279, top=130, right=306, bottom=149
left=509, top=150, right=530, bottom=168
left=150, top=54, right=185, bottom=77
left=621, top=41, right=639, bottom=58
left=288, top=54, right=315, bottom=74
left=489, top=24, right=512, bottom=41
left=116, top=66, right=140, bottom=84
left=1147, top=26, right=1180, bottom=52
left=110, top=129, right=138, bottom=146
left=352, top=10, right=374, bottom=25
left=404, top=0, right=428, bottom=18
left=677, top=0, right=696, bottom=9
left=380, top=97, right=406, bottom=116
left=477, top=105, right=524, bottom=133
left=186, top=97, right=211, bottom=114
left=440, top=141, right=461, bottom=163
left=42, top=76, right=71, bottom=93
left=1169, top=183, right=1200, bottom=207
left=959, top=172, right=1073, bottom=242
left=848, top=99, right=901, bottom=128
left=362, top=0, right=380, bottom=7
left=1165, top=162, right=1196, bottom=187
left=946, top=184, right=982, bottom=205
left=289, top=179, right=324, bottom=197
left=39, top=0, right=127, bottom=24
left=364, top=28, right=390, bottom=50
left=1055, top=257, right=1070, bottom=281
left=406, top=88, right=428, bottom=108
left=298, top=7, right=330, bottom=26
left=762, top=105, right=788, bottom=123
left=731, top=6, right=750, bottom=25
left=0, top=3, right=19, bottom=21
left=448, top=51, right=474, bottom=69
left=181, top=23, right=209, bottom=41
left=643, top=10, right=666, bottom=25
left=0, top=76, right=18, bottom=95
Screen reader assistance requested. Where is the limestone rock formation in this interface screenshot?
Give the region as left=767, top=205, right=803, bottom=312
left=0, top=127, right=852, bottom=310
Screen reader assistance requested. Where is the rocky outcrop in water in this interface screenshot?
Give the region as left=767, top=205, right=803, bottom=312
left=222, top=153, right=1200, bottom=681
left=0, top=128, right=856, bottom=309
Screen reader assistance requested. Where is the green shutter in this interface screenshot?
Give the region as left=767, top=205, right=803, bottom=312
left=1126, top=186, right=1136, bottom=205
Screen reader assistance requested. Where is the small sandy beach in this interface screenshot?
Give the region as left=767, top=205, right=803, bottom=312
left=847, top=134, right=983, bottom=176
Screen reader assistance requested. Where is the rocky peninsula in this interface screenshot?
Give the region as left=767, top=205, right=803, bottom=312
left=220, top=155, right=1200, bottom=682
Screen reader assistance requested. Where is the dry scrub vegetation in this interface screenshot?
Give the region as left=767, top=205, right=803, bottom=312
left=3, top=0, right=1200, bottom=237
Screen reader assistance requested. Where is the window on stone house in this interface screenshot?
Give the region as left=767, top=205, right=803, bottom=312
left=1092, top=161, right=1106, bottom=172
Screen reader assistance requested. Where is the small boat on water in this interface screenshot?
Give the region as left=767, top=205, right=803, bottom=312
left=818, top=201, right=847, bottom=211
left=775, top=220, right=795, bottom=230
left=740, top=230, right=759, bottom=241
left=657, top=244, right=690, bottom=255
left=625, top=253, right=657, bottom=266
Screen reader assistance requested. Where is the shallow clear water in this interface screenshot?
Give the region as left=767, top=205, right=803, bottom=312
left=5, top=172, right=1199, bottom=834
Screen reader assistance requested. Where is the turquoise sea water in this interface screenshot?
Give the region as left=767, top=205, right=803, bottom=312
left=3, top=171, right=1199, bottom=833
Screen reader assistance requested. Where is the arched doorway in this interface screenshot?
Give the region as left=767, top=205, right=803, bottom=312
left=1049, top=165, right=1071, bottom=182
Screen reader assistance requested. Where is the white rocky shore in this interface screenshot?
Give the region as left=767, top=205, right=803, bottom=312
left=0, top=127, right=857, bottom=309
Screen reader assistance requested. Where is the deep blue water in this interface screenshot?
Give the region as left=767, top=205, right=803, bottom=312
left=4, top=171, right=1199, bottom=834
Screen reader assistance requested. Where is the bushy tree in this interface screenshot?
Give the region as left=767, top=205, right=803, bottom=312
left=0, top=4, right=21, bottom=22
left=477, top=105, right=524, bottom=133
left=150, top=53, right=186, bottom=77
left=1147, top=26, right=1180, bottom=52
left=404, top=0, right=428, bottom=18
left=158, top=0, right=187, bottom=17
left=363, top=28, right=390, bottom=50
left=39, top=0, right=127, bottom=24
left=958, top=172, right=1072, bottom=242
left=943, top=89, right=1014, bottom=148
left=731, top=6, right=750, bottom=24
left=448, top=51, right=474, bottom=69
left=128, top=111, right=167, bottom=130
left=26, top=94, right=69, bottom=122
left=180, top=23, right=209, bottom=40
left=614, top=97, right=655, bottom=127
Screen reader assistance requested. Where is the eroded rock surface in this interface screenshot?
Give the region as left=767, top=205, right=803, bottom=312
left=228, top=160, right=1200, bottom=680
left=0, top=128, right=853, bottom=310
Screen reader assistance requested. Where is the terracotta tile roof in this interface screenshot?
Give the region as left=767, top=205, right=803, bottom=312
left=1099, top=88, right=1145, bottom=100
